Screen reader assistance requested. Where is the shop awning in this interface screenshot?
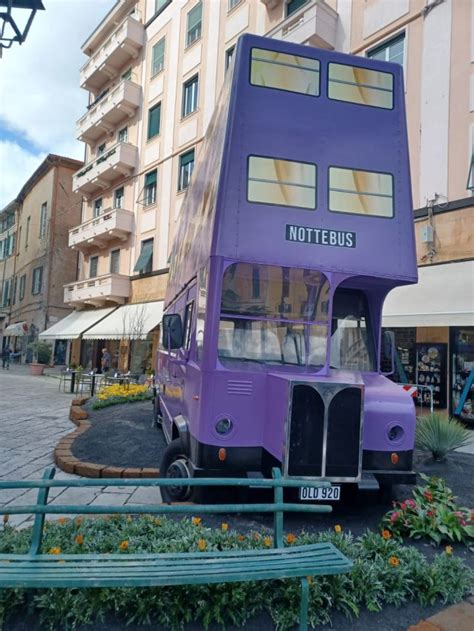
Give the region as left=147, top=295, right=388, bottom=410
left=4, top=322, right=28, bottom=336
left=382, top=260, right=474, bottom=327
left=39, top=308, right=116, bottom=340
left=82, top=301, right=164, bottom=340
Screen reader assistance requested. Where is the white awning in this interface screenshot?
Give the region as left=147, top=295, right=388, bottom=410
left=4, top=322, right=28, bottom=336
left=39, top=308, right=116, bottom=340
left=383, top=260, right=474, bottom=327
left=82, top=301, right=164, bottom=340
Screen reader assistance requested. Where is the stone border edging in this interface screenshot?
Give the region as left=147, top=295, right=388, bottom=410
left=54, top=398, right=160, bottom=479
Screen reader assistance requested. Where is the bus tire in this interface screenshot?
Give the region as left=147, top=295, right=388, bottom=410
left=160, top=438, right=192, bottom=503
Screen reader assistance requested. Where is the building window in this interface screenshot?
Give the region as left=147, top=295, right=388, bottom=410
left=328, top=62, right=394, bottom=110
left=121, top=67, right=132, bottom=81
left=147, top=103, right=161, bottom=139
left=0, top=239, right=4, bottom=260
left=250, top=47, right=320, bottom=97
left=89, top=256, right=98, bottom=278
left=286, top=0, right=309, bottom=17
left=118, top=126, right=128, bottom=143
left=114, top=187, right=124, bottom=209
left=367, top=33, right=405, bottom=67
left=1, top=278, right=10, bottom=307
left=178, top=149, right=195, bottom=191
left=186, top=2, right=202, bottom=48
left=182, top=75, right=199, bottom=117
left=228, top=0, right=242, bottom=10
left=25, top=216, right=30, bottom=248
left=328, top=167, right=394, bottom=218
left=155, top=0, right=171, bottom=16
left=225, top=46, right=235, bottom=71
left=247, top=156, right=317, bottom=210
left=143, top=170, right=157, bottom=206
left=97, top=143, right=106, bottom=156
left=110, top=249, right=120, bottom=274
left=32, top=266, right=43, bottom=295
left=93, top=198, right=103, bottom=218
left=152, top=37, right=165, bottom=76
left=19, top=274, right=26, bottom=301
left=39, top=202, right=47, bottom=239
left=133, top=238, right=154, bottom=274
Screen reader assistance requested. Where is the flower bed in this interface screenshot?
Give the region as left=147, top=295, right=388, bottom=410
left=92, top=384, right=153, bottom=409
left=0, top=517, right=472, bottom=630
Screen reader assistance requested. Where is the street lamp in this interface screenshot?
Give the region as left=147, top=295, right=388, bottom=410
left=0, top=0, right=45, bottom=55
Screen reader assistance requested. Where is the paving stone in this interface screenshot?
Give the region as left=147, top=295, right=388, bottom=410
left=90, top=492, right=135, bottom=507
left=141, top=468, right=160, bottom=477
left=122, top=468, right=142, bottom=478
left=128, top=486, right=162, bottom=505
left=427, top=602, right=474, bottom=631
left=102, top=466, right=125, bottom=478
left=74, top=462, right=105, bottom=478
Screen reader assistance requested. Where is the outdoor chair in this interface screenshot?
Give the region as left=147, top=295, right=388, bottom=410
left=58, top=369, right=74, bottom=393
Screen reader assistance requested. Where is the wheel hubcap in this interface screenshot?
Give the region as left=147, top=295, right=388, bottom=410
left=166, top=457, right=191, bottom=500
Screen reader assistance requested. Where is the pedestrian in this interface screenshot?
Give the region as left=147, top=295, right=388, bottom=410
left=2, top=345, right=12, bottom=370
left=101, top=347, right=111, bottom=374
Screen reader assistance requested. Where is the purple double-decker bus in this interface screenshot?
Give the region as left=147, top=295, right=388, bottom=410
left=156, top=34, right=418, bottom=503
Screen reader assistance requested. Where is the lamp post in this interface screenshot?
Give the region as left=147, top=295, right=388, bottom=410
left=0, top=0, right=45, bottom=55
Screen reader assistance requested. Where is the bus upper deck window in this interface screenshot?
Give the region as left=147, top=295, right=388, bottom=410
left=250, top=48, right=320, bottom=97
left=328, top=62, right=393, bottom=110
left=329, top=167, right=394, bottom=218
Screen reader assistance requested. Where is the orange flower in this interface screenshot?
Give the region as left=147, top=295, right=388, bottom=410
left=263, top=536, right=272, bottom=547
left=389, top=556, right=399, bottom=567
left=198, top=538, right=207, bottom=551
left=221, top=522, right=229, bottom=532
left=382, top=530, right=391, bottom=540
left=75, top=534, right=84, bottom=545
left=58, top=517, right=67, bottom=525
left=286, top=533, right=297, bottom=544
left=48, top=547, right=61, bottom=555
left=192, top=517, right=202, bottom=526
left=238, top=535, right=245, bottom=541
left=306, top=576, right=313, bottom=585
left=3, top=514, right=9, bottom=524
left=119, top=540, right=129, bottom=551
left=445, top=545, right=453, bottom=555
left=75, top=517, right=83, bottom=527
left=334, top=524, right=342, bottom=534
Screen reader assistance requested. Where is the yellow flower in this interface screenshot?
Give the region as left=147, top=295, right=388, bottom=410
left=154, top=518, right=161, bottom=526
left=127, top=516, right=133, bottom=523
left=198, top=538, right=207, bottom=551
left=286, top=533, right=297, bottom=544
left=75, top=534, right=84, bottom=545
left=381, top=530, right=391, bottom=540
left=48, top=547, right=61, bottom=555
left=445, top=545, right=453, bottom=555
left=221, top=522, right=229, bottom=532
left=389, top=556, right=399, bottom=567
left=334, top=525, right=342, bottom=534
left=192, top=517, right=202, bottom=526
left=119, top=540, right=129, bottom=551
left=263, top=536, right=272, bottom=547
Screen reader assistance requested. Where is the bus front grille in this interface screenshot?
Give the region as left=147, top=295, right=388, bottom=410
left=286, top=382, right=363, bottom=481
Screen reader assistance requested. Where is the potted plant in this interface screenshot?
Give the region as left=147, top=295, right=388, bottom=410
left=28, top=341, right=52, bottom=376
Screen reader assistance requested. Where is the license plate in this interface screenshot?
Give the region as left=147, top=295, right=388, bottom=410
left=299, top=486, right=341, bottom=501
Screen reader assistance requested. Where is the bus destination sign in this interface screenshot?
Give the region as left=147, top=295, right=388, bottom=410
left=286, top=224, right=356, bottom=249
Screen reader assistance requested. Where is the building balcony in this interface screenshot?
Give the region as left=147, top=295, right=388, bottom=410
left=266, top=0, right=337, bottom=50
left=69, top=207, right=134, bottom=252
left=77, top=79, right=142, bottom=143
left=73, top=142, right=138, bottom=197
left=64, top=273, right=130, bottom=308
left=80, top=15, right=145, bottom=92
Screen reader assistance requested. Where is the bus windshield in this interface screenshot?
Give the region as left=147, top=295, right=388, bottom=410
left=330, top=289, right=374, bottom=371
left=218, top=263, right=329, bottom=368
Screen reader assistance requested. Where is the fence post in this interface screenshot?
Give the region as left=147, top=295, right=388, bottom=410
left=272, top=467, right=284, bottom=548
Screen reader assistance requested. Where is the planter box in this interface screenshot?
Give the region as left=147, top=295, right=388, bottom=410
left=30, top=363, right=46, bottom=376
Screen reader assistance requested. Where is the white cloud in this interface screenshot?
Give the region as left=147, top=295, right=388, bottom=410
left=0, top=0, right=116, bottom=207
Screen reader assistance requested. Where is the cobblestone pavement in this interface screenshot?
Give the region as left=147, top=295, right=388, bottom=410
left=0, top=366, right=160, bottom=529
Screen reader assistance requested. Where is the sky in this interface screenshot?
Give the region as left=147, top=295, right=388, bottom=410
left=0, top=0, right=116, bottom=208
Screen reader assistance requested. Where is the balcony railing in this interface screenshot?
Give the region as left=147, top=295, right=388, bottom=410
left=80, top=15, right=145, bottom=92
left=69, top=207, right=134, bottom=251
left=266, top=0, right=337, bottom=49
left=77, top=79, right=141, bottom=143
left=73, top=142, right=138, bottom=197
left=64, top=273, right=130, bottom=308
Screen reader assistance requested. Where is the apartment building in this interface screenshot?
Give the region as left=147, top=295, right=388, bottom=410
left=45, top=0, right=472, bottom=408
left=4, top=154, right=83, bottom=364
left=0, top=200, right=19, bottom=351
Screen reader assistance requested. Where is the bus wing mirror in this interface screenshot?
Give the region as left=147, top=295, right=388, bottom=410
left=381, top=330, right=395, bottom=376
left=162, top=314, right=184, bottom=350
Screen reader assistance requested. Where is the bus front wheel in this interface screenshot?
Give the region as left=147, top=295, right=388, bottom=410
left=160, top=438, right=192, bottom=502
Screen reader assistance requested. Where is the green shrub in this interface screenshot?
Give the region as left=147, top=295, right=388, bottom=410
left=381, top=474, right=474, bottom=546
left=0, top=517, right=472, bottom=630
left=416, top=413, right=471, bottom=461
left=28, top=341, right=52, bottom=365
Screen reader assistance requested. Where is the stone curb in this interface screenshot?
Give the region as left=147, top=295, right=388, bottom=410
left=54, top=401, right=160, bottom=479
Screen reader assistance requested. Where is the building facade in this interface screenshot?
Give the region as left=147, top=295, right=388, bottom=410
left=5, top=154, right=83, bottom=364
left=58, top=0, right=472, bottom=408
left=0, top=200, right=19, bottom=352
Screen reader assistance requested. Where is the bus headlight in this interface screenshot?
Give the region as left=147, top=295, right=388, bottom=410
left=215, top=418, right=233, bottom=435
left=388, top=425, right=404, bottom=442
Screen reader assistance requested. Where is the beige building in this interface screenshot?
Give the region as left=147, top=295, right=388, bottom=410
left=0, top=200, right=19, bottom=352
left=50, top=0, right=472, bottom=408
left=5, top=154, right=83, bottom=364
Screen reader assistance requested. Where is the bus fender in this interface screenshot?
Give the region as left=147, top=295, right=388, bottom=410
left=173, top=414, right=190, bottom=455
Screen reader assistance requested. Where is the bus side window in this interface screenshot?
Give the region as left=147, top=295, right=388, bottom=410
left=183, top=301, right=195, bottom=351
